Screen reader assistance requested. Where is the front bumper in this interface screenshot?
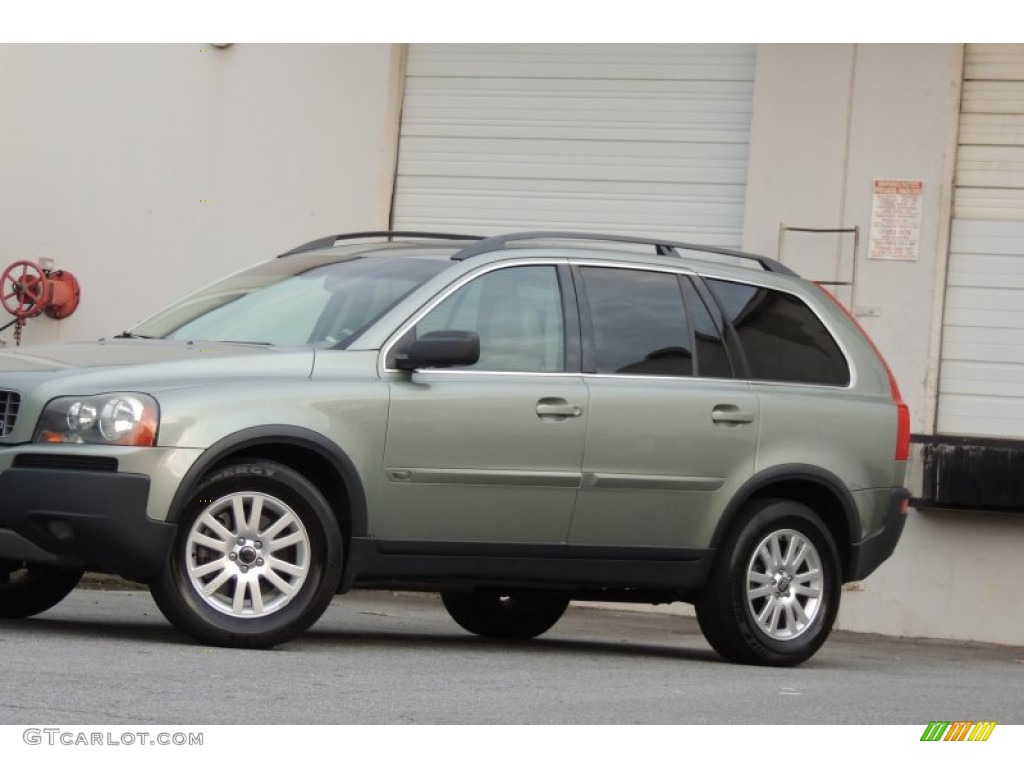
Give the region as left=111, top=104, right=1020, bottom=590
left=0, top=467, right=175, bottom=580
left=847, top=486, right=911, bottom=581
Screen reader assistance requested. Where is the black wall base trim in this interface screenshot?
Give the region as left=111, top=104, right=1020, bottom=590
left=912, top=434, right=1024, bottom=513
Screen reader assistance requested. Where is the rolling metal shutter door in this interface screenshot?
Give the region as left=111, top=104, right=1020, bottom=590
left=392, top=44, right=755, bottom=247
left=938, top=45, right=1024, bottom=438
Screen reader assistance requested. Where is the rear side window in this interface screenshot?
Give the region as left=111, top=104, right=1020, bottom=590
left=706, top=279, right=850, bottom=386
left=579, top=267, right=693, bottom=377
left=681, top=277, right=733, bottom=379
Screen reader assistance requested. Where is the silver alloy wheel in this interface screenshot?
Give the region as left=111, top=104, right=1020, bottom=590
left=185, top=491, right=311, bottom=618
left=744, top=528, right=824, bottom=641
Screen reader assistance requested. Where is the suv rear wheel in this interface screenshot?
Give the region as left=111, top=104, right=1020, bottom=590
left=696, top=499, right=841, bottom=666
left=441, top=589, right=569, bottom=640
left=0, top=560, right=83, bottom=618
left=150, top=460, right=343, bottom=648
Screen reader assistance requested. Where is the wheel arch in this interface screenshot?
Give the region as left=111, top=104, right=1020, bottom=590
left=710, top=465, right=860, bottom=581
left=166, top=426, right=367, bottom=561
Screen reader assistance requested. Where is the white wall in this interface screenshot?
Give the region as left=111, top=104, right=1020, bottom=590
left=742, top=45, right=857, bottom=269
left=841, top=509, right=1024, bottom=645
left=745, top=44, right=1024, bottom=646
left=743, top=44, right=961, bottom=432
left=0, top=44, right=398, bottom=346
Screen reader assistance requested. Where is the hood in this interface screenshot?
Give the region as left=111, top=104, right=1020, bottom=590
left=0, top=338, right=315, bottom=393
left=0, top=338, right=291, bottom=372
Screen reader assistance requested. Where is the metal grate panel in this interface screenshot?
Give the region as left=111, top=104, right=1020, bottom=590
left=0, top=389, right=20, bottom=437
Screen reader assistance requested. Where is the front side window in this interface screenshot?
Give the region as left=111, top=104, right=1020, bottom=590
left=706, top=278, right=850, bottom=386
left=402, top=266, right=565, bottom=372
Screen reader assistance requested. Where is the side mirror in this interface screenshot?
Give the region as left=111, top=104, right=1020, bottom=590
left=394, top=330, right=480, bottom=371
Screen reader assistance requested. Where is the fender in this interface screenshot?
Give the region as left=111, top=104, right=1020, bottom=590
left=164, top=425, right=368, bottom=540
left=710, top=464, right=860, bottom=553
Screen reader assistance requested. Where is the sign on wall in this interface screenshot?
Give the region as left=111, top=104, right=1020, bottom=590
left=869, top=179, right=923, bottom=261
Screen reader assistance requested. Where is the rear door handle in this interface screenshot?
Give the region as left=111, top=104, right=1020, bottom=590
left=536, top=398, right=583, bottom=419
left=711, top=405, right=755, bottom=425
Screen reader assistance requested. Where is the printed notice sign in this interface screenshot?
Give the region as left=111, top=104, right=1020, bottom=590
left=869, top=179, right=923, bottom=261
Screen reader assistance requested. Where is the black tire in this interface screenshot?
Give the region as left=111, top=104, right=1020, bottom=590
left=0, top=560, right=84, bottom=619
left=441, top=589, right=569, bottom=640
left=149, top=460, right=343, bottom=648
left=695, top=499, right=841, bottom=667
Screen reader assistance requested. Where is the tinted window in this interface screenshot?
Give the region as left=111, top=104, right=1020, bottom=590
left=580, top=267, right=693, bottom=377
left=412, top=266, right=565, bottom=372
left=681, top=277, right=733, bottom=379
left=706, top=279, right=850, bottom=386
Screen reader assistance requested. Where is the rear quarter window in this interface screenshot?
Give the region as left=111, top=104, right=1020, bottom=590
left=706, top=278, right=850, bottom=386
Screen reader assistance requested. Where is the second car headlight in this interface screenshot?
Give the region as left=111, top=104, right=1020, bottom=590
left=34, top=393, right=159, bottom=446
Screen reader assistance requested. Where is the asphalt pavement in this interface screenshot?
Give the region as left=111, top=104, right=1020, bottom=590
left=0, top=588, right=1021, bottom=724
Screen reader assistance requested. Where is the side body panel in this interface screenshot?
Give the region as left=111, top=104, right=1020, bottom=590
left=753, top=384, right=898, bottom=538
left=379, top=372, right=588, bottom=543
left=568, top=376, right=759, bottom=549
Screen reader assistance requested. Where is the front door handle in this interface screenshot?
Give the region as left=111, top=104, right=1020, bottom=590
left=711, top=405, right=755, bottom=425
left=536, top=398, right=583, bottom=419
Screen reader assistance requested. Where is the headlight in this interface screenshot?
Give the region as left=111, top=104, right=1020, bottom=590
left=34, top=393, right=159, bottom=446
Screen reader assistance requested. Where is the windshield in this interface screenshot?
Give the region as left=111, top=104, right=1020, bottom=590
left=131, top=255, right=452, bottom=348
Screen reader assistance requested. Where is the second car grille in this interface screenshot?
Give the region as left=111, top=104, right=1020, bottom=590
left=0, top=389, right=20, bottom=437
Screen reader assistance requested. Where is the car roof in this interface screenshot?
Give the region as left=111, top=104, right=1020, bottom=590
left=276, top=230, right=799, bottom=282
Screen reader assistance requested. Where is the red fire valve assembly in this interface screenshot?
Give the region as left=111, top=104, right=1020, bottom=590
left=1, top=260, right=81, bottom=321
left=1, top=260, right=81, bottom=345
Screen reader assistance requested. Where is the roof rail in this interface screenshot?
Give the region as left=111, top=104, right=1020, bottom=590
left=278, top=230, right=483, bottom=258
left=451, top=231, right=797, bottom=275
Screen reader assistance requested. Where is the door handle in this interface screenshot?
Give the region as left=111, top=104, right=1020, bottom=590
left=711, top=405, right=755, bottom=425
left=536, top=399, right=583, bottom=419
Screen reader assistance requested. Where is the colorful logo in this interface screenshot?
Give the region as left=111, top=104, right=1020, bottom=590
left=920, top=721, right=997, bottom=742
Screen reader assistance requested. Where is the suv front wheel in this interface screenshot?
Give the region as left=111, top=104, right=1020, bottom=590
left=696, top=499, right=841, bottom=666
left=150, top=460, right=343, bottom=648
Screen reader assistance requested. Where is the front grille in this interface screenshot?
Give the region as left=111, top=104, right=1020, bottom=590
left=0, top=389, right=20, bottom=437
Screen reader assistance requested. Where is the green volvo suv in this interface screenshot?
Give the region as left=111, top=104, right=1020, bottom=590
left=0, top=231, right=910, bottom=665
